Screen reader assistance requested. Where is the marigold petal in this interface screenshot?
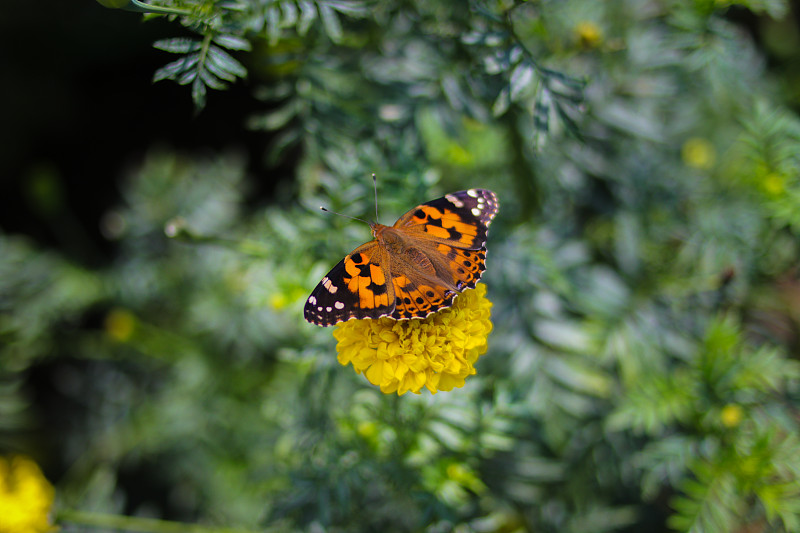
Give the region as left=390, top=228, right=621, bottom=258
left=379, top=330, right=399, bottom=343
left=399, top=370, right=427, bottom=395
left=380, top=380, right=399, bottom=395
left=437, top=373, right=466, bottom=392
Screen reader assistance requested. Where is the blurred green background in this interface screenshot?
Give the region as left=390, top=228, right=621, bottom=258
left=2, top=0, right=800, bottom=531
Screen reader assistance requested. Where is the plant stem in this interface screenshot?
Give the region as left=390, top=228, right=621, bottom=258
left=56, top=509, right=254, bottom=533
left=128, top=0, right=192, bottom=16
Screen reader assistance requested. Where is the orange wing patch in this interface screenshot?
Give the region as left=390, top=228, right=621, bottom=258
left=407, top=205, right=483, bottom=248
left=342, top=251, right=392, bottom=310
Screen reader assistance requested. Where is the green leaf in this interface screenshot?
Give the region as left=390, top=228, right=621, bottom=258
left=199, top=66, right=229, bottom=90
left=206, top=47, right=247, bottom=81
left=608, top=370, right=696, bottom=435
left=153, top=38, right=201, bottom=54
left=191, top=76, right=207, bottom=109
left=509, top=63, right=535, bottom=102
left=318, top=2, right=343, bottom=43
left=152, top=54, right=200, bottom=82
left=669, top=461, right=741, bottom=533
left=213, top=34, right=252, bottom=51
left=298, top=0, right=317, bottom=36
left=321, top=0, right=368, bottom=17
left=492, top=86, right=510, bottom=117
left=266, top=5, right=282, bottom=45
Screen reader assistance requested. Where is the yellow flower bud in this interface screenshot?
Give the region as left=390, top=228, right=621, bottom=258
left=681, top=138, right=716, bottom=170
left=105, top=308, right=136, bottom=342
left=720, top=403, right=743, bottom=428
left=575, top=21, right=603, bottom=49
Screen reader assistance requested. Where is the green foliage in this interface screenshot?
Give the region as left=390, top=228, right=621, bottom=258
left=5, top=0, right=800, bottom=532
left=153, top=35, right=250, bottom=109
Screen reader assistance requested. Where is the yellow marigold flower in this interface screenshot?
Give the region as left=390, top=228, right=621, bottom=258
left=721, top=403, right=743, bottom=428
left=104, top=308, right=136, bottom=342
left=333, top=284, right=493, bottom=395
left=575, top=21, right=603, bottom=49
left=681, top=137, right=716, bottom=170
left=0, top=455, right=55, bottom=533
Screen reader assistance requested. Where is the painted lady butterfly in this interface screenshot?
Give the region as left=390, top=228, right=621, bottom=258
left=304, top=188, right=499, bottom=326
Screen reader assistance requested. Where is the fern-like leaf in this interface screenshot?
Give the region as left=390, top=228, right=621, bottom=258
left=153, top=33, right=248, bottom=111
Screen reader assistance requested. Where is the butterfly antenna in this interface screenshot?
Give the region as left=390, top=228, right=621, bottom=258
left=319, top=206, right=372, bottom=227
left=372, top=173, right=379, bottom=223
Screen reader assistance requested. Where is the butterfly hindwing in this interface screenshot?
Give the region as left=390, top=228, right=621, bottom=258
left=304, top=242, right=395, bottom=326
left=435, top=242, right=487, bottom=290
left=389, top=273, right=458, bottom=320
left=395, top=189, right=498, bottom=250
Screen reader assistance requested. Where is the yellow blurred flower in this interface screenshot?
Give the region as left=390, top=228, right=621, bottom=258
left=356, top=420, right=378, bottom=439
left=681, top=137, right=716, bottom=170
left=104, top=308, right=136, bottom=342
left=721, top=403, right=743, bottom=428
left=575, top=21, right=603, bottom=49
left=761, top=172, right=785, bottom=197
left=333, top=284, right=493, bottom=395
left=269, top=287, right=307, bottom=310
left=0, top=456, right=55, bottom=533
left=446, top=462, right=486, bottom=494
left=269, top=293, right=290, bottom=310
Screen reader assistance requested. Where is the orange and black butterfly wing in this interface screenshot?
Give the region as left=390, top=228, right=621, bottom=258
left=393, top=189, right=498, bottom=294
left=304, top=242, right=396, bottom=326
left=394, top=189, right=499, bottom=251
left=389, top=270, right=459, bottom=320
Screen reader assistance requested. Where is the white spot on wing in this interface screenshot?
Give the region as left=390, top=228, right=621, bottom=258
left=326, top=306, right=332, bottom=312
left=309, top=296, right=317, bottom=305
left=334, top=301, right=345, bottom=310
left=445, top=193, right=464, bottom=208
left=471, top=207, right=481, bottom=216
left=467, top=189, right=478, bottom=198
left=322, top=277, right=338, bottom=294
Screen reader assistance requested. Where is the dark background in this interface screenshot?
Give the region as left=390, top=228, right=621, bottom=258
left=0, top=1, right=278, bottom=268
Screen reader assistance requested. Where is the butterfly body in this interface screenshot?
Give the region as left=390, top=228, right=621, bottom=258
left=305, top=189, right=498, bottom=326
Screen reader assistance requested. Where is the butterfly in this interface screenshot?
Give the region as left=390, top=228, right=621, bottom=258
left=304, top=188, right=499, bottom=326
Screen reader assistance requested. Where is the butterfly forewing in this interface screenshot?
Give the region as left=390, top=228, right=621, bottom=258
left=304, top=242, right=395, bottom=326
left=395, top=189, right=498, bottom=250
